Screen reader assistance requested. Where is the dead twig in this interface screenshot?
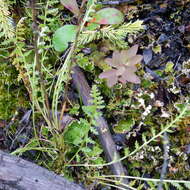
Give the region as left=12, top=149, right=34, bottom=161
left=72, top=66, right=129, bottom=186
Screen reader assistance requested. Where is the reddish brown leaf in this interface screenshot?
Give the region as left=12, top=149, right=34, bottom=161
left=123, top=44, right=139, bottom=60
left=119, top=70, right=141, bottom=84
left=99, top=45, right=142, bottom=87
left=99, top=69, right=117, bottom=79
left=127, top=55, right=143, bottom=67
left=107, top=75, right=118, bottom=87
left=60, top=0, right=80, bottom=16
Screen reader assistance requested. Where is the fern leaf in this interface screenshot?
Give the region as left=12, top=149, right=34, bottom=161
left=150, top=127, right=156, bottom=136
left=171, top=182, right=183, bottom=190
left=184, top=182, right=190, bottom=189
left=135, top=141, right=140, bottom=149
left=142, top=134, right=147, bottom=143
left=0, top=0, right=15, bottom=39
left=78, top=20, right=144, bottom=49
left=90, top=85, right=105, bottom=110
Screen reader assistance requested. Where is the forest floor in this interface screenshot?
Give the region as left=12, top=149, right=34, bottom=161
left=0, top=0, right=190, bottom=189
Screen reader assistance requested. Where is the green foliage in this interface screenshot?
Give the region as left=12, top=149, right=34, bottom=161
left=90, top=85, right=105, bottom=110
left=79, top=20, right=144, bottom=48
left=0, top=0, right=15, bottom=39
left=82, top=85, right=105, bottom=126
left=0, top=10, right=29, bottom=119
left=64, top=119, right=90, bottom=145
left=0, top=63, right=28, bottom=119
left=113, top=118, right=134, bottom=133
left=52, top=25, right=77, bottom=52
left=2, top=0, right=190, bottom=189
left=76, top=53, right=95, bottom=72
left=165, top=61, right=174, bottom=73
left=126, top=101, right=190, bottom=159
left=63, top=117, right=104, bottom=168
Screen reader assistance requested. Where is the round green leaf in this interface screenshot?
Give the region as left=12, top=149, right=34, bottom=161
left=52, top=25, right=77, bottom=52
left=93, top=8, right=124, bottom=25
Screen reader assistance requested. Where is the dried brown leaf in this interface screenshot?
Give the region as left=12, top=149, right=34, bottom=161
left=119, top=70, right=141, bottom=84
left=99, top=69, right=117, bottom=79
left=60, top=0, right=80, bottom=16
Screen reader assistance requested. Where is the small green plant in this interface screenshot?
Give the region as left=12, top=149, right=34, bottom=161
left=0, top=0, right=15, bottom=39
left=53, top=0, right=125, bottom=52
left=4, top=0, right=190, bottom=189
left=83, top=85, right=105, bottom=120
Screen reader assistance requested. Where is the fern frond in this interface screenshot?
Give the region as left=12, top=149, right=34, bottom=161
left=171, top=182, right=183, bottom=190
left=119, top=20, right=144, bottom=34
left=78, top=20, right=144, bottom=49
left=0, top=0, right=15, bottom=39
left=184, top=182, right=190, bottom=189
left=10, top=17, right=32, bottom=96
left=90, top=85, right=105, bottom=110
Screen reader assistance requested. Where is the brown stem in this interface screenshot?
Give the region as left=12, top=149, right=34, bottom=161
left=72, top=66, right=129, bottom=186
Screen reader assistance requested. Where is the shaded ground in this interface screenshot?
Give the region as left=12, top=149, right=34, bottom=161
left=0, top=0, right=190, bottom=189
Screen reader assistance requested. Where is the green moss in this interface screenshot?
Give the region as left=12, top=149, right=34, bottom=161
left=0, top=62, right=28, bottom=120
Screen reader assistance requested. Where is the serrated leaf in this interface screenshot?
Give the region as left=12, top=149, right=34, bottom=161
left=81, top=147, right=91, bottom=153
left=129, top=180, right=136, bottom=187
left=124, top=147, right=130, bottom=156
left=165, top=61, right=174, bottom=73
left=184, top=182, right=190, bottom=189
left=171, top=183, right=183, bottom=190
left=135, top=141, right=140, bottom=149
left=150, top=128, right=156, bottom=136
left=64, top=119, right=90, bottom=145
left=60, top=0, right=79, bottom=16
left=142, top=134, right=147, bottom=143
left=87, top=145, right=103, bottom=157
left=90, top=127, right=98, bottom=135
left=82, top=105, right=97, bottom=115
left=52, top=25, right=77, bottom=52
left=137, top=184, right=144, bottom=190
left=93, top=8, right=124, bottom=25
left=147, top=181, right=156, bottom=189
left=86, top=137, right=95, bottom=144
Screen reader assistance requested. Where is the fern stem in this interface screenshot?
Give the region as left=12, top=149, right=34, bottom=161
left=91, top=175, right=190, bottom=185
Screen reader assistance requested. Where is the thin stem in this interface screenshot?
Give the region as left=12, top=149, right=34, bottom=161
left=91, top=175, right=190, bottom=184
left=95, top=177, right=136, bottom=190
left=99, top=181, right=135, bottom=190
left=66, top=103, right=189, bottom=167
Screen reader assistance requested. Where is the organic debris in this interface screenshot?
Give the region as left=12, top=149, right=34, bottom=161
left=0, top=0, right=190, bottom=189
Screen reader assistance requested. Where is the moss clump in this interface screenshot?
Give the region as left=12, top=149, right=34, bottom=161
left=0, top=62, right=28, bottom=120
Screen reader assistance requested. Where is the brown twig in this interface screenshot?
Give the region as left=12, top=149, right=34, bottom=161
left=72, top=66, right=129, bottom=186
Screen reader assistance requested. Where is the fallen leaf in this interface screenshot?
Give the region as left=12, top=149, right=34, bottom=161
left=60, top=0, right=80, bottom=16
